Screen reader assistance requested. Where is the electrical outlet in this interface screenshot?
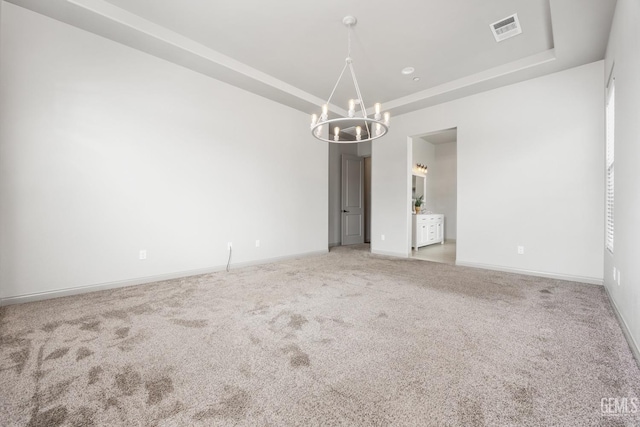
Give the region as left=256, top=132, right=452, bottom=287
left=139, top=250, right=147, bottom=260
left=255, top=240, right=260, bottom=247
left=381, top=234, right=385, bottom=241
left=227, top=242, right=232, bottom=249
left=517, top=246, right=524, bottom=255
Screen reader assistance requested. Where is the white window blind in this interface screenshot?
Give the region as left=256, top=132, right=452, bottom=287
left=605, top=79, right=615, bottom=253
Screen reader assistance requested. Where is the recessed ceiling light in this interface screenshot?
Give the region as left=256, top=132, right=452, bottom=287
left=401, top=67, right=415, bottom=75
left=413, top=77, right=421, bottom=82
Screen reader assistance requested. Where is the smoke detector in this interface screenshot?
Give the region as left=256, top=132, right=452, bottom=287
left=490, top=13, right=522, bottom=42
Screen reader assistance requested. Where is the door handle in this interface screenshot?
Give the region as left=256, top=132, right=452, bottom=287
left=342, top=210, right=349, bottom=213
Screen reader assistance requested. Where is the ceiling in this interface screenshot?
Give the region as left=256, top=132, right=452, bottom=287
left=420, top=129, right=458, bottom=145
left=6, top=0, right=617, bottom=118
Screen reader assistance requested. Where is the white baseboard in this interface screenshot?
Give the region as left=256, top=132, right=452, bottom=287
left=603, top=286, right=640, bottom=368
left=371, top=249, right=410, bottom=258
left=455, top=261, right=603, bottom=285
left=0, top=249, right=328, bottom=306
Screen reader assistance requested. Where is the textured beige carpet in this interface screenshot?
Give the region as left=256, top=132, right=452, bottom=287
left=1, top=245, right=639, bottom=426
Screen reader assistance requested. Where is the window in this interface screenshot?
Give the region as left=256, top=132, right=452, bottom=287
left=605, top=78, right=615, bottom=253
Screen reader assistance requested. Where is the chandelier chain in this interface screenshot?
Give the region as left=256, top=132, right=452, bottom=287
left=347, top=23, right=352, bottom=58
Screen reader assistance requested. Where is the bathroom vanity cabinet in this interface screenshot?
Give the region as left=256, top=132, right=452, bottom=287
left=412, top=214, right=444, bottom=249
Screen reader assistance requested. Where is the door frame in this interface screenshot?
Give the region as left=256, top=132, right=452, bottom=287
left=341, top=154, right=365, bottom=245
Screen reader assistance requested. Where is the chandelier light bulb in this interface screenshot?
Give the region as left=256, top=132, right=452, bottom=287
left=384, top=112, right=390, bottom=126
left=334, top=126, right=340, bottom=141
left=321, top=104, right=328, bottom=120
left=374, top=103, right=382, bottom=121
left=311, top=114, right=318, bottom=127
left=356, top=126, right=362, bottom=141
left=348, top=99, right=355, bottom=117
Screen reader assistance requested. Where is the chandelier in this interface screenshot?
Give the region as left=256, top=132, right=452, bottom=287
left=310, top=16, right=390, bottom=143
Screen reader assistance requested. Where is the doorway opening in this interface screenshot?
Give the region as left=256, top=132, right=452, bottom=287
left=328, top=143, right=371, bottom=249
left=410, top=128, right=457, bottom=264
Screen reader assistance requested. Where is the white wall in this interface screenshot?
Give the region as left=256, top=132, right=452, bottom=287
left=372, top=61, right=604, bottom=283
left=0, top=3, right=328, bottom=302
left=434, top=142, right=457, bottom=240
left=603, top=0, right=640, bottom=358
left=357, top=141, right=371, bottom=157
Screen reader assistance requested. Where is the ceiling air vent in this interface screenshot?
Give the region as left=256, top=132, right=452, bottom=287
left=490, top=13, right=522, bottom=42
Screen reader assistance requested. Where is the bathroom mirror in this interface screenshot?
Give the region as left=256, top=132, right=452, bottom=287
left=412, top=174, right=426, bottom=200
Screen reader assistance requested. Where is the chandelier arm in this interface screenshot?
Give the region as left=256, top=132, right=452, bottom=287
left=348, top=62, right=366, bottom=116
left=325, top=62, right=349, bottom=108
left=362, top=120, right=371, bottom=138
left=347, top=62, right=371, bottom=136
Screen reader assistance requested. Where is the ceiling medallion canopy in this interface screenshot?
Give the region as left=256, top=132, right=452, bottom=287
left=310, top=16, right=390, bottom=143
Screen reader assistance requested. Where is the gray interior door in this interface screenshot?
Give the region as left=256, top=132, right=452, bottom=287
left=341, top=154, right=364, bottom=245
